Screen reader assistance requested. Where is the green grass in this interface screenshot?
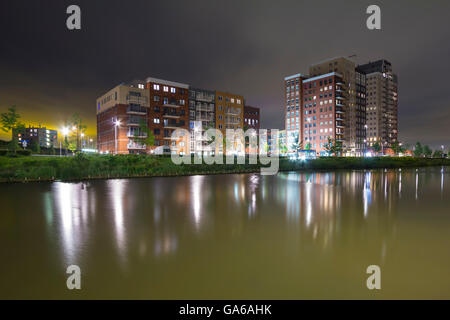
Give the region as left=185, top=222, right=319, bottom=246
left=0, top=154, right=449, bottom=182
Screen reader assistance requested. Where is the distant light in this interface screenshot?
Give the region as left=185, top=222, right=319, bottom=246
left=62, top=127, right=69, bottom=136
left=114, top=119, right=121, bottom=127
left=365, top=152, right=373, bottom=157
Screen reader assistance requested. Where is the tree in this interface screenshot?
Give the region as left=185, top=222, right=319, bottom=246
left=391, top=141, right=404, bottom=155
left=133, top=119, right=155, bottom=151
left=423, top=145, right=432, bottom=158
left=413, top=142, right=423, bottom=158
left=325, top=137, right=343, bottom=156
left=30, top=140, right=40, bottom=154
left=0, top=106, right=24, bottom=154
left=70, top=113, right=87, bottom=151
left=372, top=142, right=381, bottom=154
left=433, top=150, right=443, bottom=158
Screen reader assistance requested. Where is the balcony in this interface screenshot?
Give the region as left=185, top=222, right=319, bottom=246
left=127, top=105, right=147, bottom=115
left=164, top=100, right=183, bottom=108
left=127, top=130, right=147, bottom=138
left=336, top=102, right=345, bottom=107
left=163, top=111, right=180, bottom=118
left=336, top=121, right=345, bottom=128
left=127, top=117, right=143, bottom=126
left=127, top=141, right=146, bottom=150
left=126, top=95, right=148, bottom=106
left=335, top=94, right=345, bottom=100
left=163, top=121, right=184, bottom=129
left=336, top=107, right=344, bottom=113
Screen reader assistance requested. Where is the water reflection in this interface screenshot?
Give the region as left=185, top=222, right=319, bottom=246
left=4, top=167, right=450, bottom=298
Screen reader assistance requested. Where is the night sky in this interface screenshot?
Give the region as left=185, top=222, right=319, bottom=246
left=1, top=0, right=449, bottom=149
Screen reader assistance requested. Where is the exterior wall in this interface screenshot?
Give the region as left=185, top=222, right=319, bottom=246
left=96, top=84, right=149, bottom=154
left=188, top=88, right=215, bottom=154
left=309, top=56, right=365, bottom=156
left=284, top=74, right=306, bottom=153
left=301, top=73, right=344, bottom=155
left=19, top=126, right=58, bottom=148
left=358, top=60, right=398, bottom=147
left=146, top=78, right=189, bottom=154
left=244, top=105, right=260, bottom=130
left=215, top=91, right=244, bottom=133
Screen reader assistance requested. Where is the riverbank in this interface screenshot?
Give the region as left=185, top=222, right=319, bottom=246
left=0, top=154, right=449, bottom=183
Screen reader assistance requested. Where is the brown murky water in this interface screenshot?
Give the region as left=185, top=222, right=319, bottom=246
left=1, top=167, right=449, bottom=299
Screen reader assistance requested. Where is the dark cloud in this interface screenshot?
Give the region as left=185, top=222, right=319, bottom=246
left=1, top=0, right=450, bottom=149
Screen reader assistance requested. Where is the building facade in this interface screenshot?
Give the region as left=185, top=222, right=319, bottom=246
left=215, top=91, right=244, bottom=132
left=356, top=60, right=398, bottom=147
left=18, top=125, right=58, bottom=149
left=302, top=73, right=345, bottom=155
left=309, top=56, right=367, bottom=156
left=244, top=105, right=260, bottom=130
left=188, top=88, right=215, bottom=155
left=96, top=83, right=150, bottom=154
left=146, top=77, right=190, bottom=154
left=97, top=79, right=248, bottom=155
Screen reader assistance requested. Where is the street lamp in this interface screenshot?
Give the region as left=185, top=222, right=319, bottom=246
left=114, top=118, right=121, bottom=155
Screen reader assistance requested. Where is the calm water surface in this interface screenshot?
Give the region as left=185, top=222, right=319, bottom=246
left=1, top=168, right=450, bottom=299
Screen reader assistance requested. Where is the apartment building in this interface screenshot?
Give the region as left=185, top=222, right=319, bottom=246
left=97, top=83, right=150, bottom=154
left=244, top=105, right=260, bottom=130
left=17, top=125, right=58, bottom=148
left=97, top=78, right=249, bottom=155
left=309, top=56, right=367, bottom=156
left=188, top=88, right=215, bottom=155
left=215, top=91, right=244, bottom=132
left=356, top=60, right=398, bottom=147
left=302, top=73, right=345, bottom=154
left=146, top=77, right=190, bottom=154
left=284, top=73, right=308, bottom=153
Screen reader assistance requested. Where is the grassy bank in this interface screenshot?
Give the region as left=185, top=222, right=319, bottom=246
left=0, top=154, right=449, bottom=183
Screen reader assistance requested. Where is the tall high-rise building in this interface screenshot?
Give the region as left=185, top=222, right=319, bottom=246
left=284, top=73, right=307, bottom=152
left=309, top=56, right=367, bottom=156
left=356, top=60, right=398, bottom=147
left=284, top=72, right=346, bottom=155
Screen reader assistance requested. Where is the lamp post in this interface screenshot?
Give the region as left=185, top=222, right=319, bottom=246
left=114, top=118, right=121, bottom=155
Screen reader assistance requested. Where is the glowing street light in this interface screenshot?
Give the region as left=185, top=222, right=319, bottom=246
left=114, top=118, right=121, bottom=154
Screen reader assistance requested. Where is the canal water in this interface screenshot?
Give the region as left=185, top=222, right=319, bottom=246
left=1, top=168, right=449, bottom=299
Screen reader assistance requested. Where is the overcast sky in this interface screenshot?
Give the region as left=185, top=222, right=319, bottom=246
left=1, top=0, right=449, bottom=149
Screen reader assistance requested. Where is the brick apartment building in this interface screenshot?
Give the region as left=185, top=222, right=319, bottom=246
left=97, top=79, right=247, bottom=155
left=284, top=56, right=398, bottom=157
left=244, top=105, right=260, bottom=130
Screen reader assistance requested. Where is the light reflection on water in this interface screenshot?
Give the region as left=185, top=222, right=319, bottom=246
left=1, top=167, right=450, bottom=299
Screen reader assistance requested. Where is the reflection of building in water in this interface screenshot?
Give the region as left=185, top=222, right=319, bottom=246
left=52, top=182, right=94, bottom=265
left=277, top=170, right=398, bottom=259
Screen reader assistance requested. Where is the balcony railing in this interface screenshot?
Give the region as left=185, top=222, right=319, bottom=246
left=163, top=111, right=180, bottom=118
left=127, top=105, right=147, bottom=114
left=163, top=122, right=184, bottom=129
left=126, top=95, right=148, bottom=105
left=127, top=131, right=148, bottom=138
left=127, top=117, right=143, bottom=126
left=127, top=141, right=146, bottom=149
left=336, top=107, right=344, bottom=113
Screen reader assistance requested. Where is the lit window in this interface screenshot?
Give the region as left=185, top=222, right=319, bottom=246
left=154, top=118, right=160, bottom=124
left=153, top=84, right=160, bottom=90
left=163, top=86, right=169, bottom=92
left=170, top=87, right=176, bottom=93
